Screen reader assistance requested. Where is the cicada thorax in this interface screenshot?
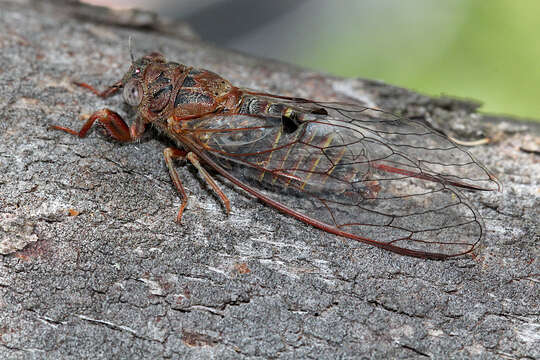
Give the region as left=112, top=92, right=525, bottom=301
left=170, top=68, right=242, bottom=118
left=133, top=61, right=185, bottom=124
left=133, top=60, right=239, bottom=127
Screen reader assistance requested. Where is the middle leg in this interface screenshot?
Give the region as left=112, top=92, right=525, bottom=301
left=163, top=148, right=231, bottom=222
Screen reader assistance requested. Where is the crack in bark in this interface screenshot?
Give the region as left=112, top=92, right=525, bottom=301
left=76, top=314, right=165, bottom=344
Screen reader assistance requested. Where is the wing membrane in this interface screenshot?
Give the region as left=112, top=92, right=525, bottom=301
left=177, top=97, right=500, bottom=259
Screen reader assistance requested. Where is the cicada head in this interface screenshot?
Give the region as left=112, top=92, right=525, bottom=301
left=120, top=52, right=167, bottom=108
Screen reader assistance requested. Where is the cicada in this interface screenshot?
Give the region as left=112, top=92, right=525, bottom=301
left=52, top=52, right=501, bottom=259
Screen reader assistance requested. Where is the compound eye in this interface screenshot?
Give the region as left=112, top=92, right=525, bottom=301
left=123, top=79, right=143, bottom=106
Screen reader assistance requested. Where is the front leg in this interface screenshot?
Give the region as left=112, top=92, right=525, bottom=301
left=74, top=80, right=122, bottom=99
left=51, top=108, right=139, bottom=142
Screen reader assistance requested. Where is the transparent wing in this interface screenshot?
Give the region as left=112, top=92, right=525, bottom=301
left=177, top=97, right=501, bottom=259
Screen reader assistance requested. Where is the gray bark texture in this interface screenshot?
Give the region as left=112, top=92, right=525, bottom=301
left=1, top=1, right=538, bottom=358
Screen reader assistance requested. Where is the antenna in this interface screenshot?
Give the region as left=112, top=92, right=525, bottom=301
left=128, top=36, right=135, bottom=62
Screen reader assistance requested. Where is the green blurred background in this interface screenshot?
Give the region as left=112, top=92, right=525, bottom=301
left=296, top=1, right=540, bottom=121
left=85, top=0, right=540, bottom=121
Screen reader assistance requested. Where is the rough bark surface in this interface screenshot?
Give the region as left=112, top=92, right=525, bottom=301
left=1, top=1, right=538, bottom=358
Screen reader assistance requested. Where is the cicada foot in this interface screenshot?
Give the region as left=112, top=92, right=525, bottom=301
left=50, top=108, right=133, bottom=142
left=163, top=147, right=231, bottom=223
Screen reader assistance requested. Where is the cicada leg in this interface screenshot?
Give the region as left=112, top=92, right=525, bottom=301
left=163, top=148, right=231, bottom=222
left=73, top=80, right=122, bottom=98
left=50, top=109, right=134, bottom=142
left=163, top=147, right=190, bottom=222
left=187, top=152, right=231, bottom=215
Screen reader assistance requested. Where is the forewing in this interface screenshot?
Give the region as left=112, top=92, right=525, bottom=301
left=179, top=99, right=500, bottom=259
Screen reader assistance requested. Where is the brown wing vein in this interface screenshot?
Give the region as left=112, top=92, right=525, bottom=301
left=176, top=100, right=499, bottom=259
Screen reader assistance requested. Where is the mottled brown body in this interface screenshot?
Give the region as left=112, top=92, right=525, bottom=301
left=119, top=53, right=242, bottom=139
left=51, top=52, right=501, bottom=260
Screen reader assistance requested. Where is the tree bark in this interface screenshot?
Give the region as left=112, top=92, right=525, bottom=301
left=0, top=1, right=538, bottom=358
